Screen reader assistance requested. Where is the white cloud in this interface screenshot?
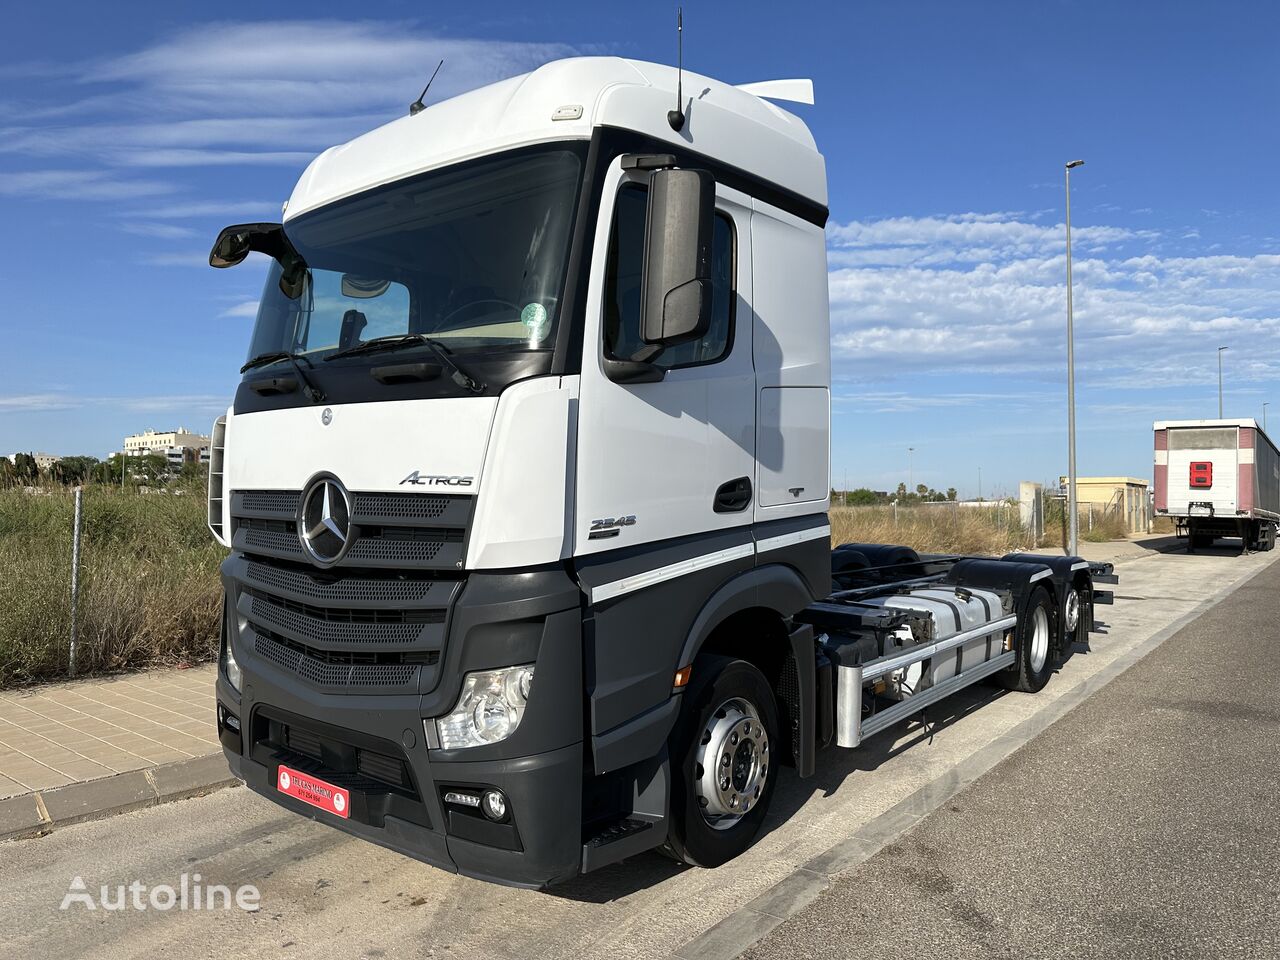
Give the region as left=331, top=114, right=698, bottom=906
left=0, top=393, right=229, bottom=414
left=827, top=211, right=1280, bottom=389
left=0, top=169, right=174, bottom=200
left=219, top=300, right=260, bottom=318
left=0, top=21, right=578, bottom=170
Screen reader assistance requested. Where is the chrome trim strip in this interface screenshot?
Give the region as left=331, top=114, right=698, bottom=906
left=756, top=523, right=832, bottom=554
left=590, top=543, right=757, bottom=603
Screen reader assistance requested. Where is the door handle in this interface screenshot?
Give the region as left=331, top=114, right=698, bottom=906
left=714, top=477, right=753, bottom=513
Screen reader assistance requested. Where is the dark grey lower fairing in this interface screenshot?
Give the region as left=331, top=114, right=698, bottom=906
left=216, top=560, right=588, bottom=888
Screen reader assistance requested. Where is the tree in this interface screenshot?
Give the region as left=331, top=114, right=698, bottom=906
left=12, top=452, right=38, bottom=483
left=946, top=487, right=958, bottom=501
left=53, top=456, right=98, bottom=485
left=848, top=488, right=881, bottom=506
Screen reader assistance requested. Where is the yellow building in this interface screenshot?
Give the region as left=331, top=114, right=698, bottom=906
left=1059, top=476, right=1150, bottom=534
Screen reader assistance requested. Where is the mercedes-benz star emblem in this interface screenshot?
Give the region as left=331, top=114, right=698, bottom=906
left=299, top=477, right=352, bottom=565
left=321, top=407, right=333, bottom=426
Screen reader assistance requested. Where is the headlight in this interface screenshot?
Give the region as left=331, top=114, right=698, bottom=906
left=435, top=665, right=534, bottom=749
left=223, top=627, right=243, bottom=693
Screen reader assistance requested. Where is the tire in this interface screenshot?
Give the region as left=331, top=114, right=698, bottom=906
left=1001, top=589, right=1055, bottom=694
left=664, top=655, right=779, bottom=868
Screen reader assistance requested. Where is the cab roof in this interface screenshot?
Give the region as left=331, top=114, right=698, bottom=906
left=285, top=57, right=825, bottom=221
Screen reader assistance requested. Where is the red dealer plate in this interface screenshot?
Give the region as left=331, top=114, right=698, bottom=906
left=276, top=765, right=350, bottom=819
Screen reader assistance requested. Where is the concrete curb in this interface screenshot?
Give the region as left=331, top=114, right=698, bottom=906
left=0, top=753, right=236, bottom=843
left=671, top=554, right=1278, bottom=960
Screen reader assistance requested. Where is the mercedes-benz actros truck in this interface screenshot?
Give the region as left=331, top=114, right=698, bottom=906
left=206, top=57, right=1114, bottom=888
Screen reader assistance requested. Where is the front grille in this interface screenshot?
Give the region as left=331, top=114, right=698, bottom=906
left=243, top=561, right=441, bottom=604
left=229, top=488, right=473, bottom=571
left=352, top=493, right=455, bottom=522
left=248, top=594, right=423, bottom=646
left=252, top=630, right=430, bottom=693
left=239, top=490, right=301, bottom=516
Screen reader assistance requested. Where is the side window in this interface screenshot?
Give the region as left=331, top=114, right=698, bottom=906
left=603, top=183, right=735, bottom=369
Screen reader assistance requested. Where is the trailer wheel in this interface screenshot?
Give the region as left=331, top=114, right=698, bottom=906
left=664, top=655, right=779, bottom=868
left=1001, top=590, right=1055, bottom=693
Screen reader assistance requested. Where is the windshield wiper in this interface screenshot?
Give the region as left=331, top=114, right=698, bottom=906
left=241, top=351, right=325, bottom=403
left=324, top=334, right=485, bottom=393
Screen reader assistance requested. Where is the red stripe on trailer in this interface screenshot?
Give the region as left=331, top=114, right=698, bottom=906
left=1239, top=462, right=1254, bottom=512
left=1154, top=428, right=1167, bottom=451
left=1154, top=464, right=1168, bottom=510
left=1240, top=426, right=1254, bottom=449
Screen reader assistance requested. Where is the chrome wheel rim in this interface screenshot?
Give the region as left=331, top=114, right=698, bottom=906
left=1029, top=605, right=1050, bottom=673
left=695, top=697, right=769, bottom=830
left=1064, top=589, right=1080, bottom=633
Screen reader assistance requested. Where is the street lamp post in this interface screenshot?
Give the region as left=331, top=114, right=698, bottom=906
left=1264, top=402, right=1270, bottom=434
left=908, top=447, right=915, bottom=498
left=1065, top=159, right=1084, bottom=557
left=1218, top=346, right=1228, bottom=418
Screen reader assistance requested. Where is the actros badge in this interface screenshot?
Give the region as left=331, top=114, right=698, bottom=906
left=400, top=471, right=474, bottom=487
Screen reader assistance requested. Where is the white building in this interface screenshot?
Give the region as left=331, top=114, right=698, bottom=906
left=123, top=428, right=210, bottom=458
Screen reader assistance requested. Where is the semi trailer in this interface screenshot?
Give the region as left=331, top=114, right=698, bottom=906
left=1153, top=419, right=1280, bottom=552
left=206, top=57, right=1115, bottom=888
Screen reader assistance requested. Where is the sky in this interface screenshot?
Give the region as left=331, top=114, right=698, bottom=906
left=1, top=0, right=1277, bottom=498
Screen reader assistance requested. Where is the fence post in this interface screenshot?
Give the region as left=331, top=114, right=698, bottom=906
left=69, top=486, right=83, bottom=678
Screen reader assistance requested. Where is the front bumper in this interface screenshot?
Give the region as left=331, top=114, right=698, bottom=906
left=217, top=671, right=583, bottom=888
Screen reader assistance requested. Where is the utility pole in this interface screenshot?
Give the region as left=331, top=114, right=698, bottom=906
left=1065, top=159, right=1085, bottom=557
left=978, top=466, right=983, bottom=502
left=1218, top=346, right=1228, bottom=418
left=1264, top=402, right=1270, bottom=434
left=908, top=447, right=915, bottom=497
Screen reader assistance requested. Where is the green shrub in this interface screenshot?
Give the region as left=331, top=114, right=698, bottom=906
left=0, top=484, right=223, bottom=687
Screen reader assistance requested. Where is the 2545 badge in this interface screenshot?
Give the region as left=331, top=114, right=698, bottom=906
left=588, top=515, right=636, bottom=540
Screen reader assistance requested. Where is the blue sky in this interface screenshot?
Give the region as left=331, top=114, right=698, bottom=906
left=2, top=0, right=1277, bottom=498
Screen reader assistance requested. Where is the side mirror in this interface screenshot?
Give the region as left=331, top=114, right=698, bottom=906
left=209, top=223, right=284, bottom=268
left=209, top=222, right=308, bottom=299
left=640, top=168, right=714, bottom=347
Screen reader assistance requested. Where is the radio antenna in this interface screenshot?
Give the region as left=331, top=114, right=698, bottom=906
left=409, top=59, right=445, bottom=116
left=667, top=8, right=685, bottom=131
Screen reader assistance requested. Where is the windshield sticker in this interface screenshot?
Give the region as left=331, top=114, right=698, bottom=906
left=521, top=302, right=550, bottom=341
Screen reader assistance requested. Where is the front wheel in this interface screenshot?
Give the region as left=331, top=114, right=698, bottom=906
left=665, top=655, right=779, bottom=868
left=1001, top=590, right=1055, bottom=693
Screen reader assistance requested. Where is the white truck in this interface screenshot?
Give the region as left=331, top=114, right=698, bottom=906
left=1153, top=418, right=1280, bottom=552
left=205, top=57, right=1113, bottom=888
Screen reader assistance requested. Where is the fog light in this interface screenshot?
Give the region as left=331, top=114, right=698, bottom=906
left=480, top=789, right=508, bottom=822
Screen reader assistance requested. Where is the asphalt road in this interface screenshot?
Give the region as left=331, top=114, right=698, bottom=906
left=0, top=545, right=1273, bottom=960
left=746, top=552, right=1280, bottom=960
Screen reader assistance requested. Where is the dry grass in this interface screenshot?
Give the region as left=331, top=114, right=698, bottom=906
left=830, top=503, right=1032, bottom=556
left=0, top=485, right=223, bottom=687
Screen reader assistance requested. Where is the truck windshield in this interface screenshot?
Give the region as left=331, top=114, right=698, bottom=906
left=243, top=145, right=583, bottom=399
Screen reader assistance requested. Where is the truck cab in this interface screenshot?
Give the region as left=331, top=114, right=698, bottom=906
left=209, top=58, right=832, bottom=887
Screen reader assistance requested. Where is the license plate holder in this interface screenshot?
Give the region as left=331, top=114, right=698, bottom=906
left=276, top=765, right=350, bottom=819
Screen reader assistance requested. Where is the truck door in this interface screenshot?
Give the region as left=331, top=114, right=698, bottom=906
left=574, top=162, right=755, bottom=557
left=1167, top=426, right=1239, bottom=514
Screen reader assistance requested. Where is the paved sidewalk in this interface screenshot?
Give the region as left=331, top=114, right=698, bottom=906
left=0, top=665, right=219, bottom=801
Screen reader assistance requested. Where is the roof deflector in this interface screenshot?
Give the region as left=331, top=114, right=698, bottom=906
left=735, top=79, right=814, bottom=105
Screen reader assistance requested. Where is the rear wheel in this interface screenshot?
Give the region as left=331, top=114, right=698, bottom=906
left=665, top=655, right=779, bottom=868
left=1062, top=583, right=1085, bottom=651
left=1002, top=590, right=1055, bottom=693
